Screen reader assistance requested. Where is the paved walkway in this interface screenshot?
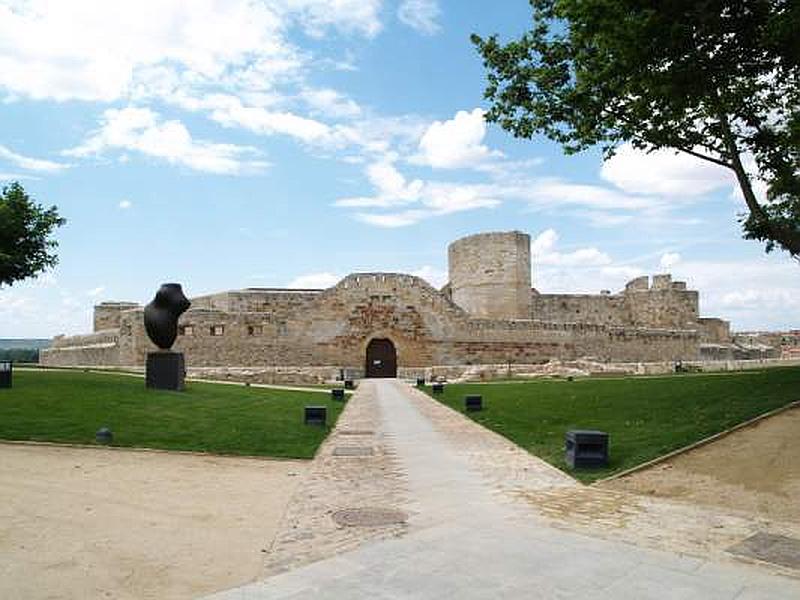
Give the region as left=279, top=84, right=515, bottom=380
left=208, top=380, right=800, bottom=599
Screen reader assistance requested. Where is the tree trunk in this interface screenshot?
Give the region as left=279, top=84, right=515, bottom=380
left=717, top=112, right=800, bottom=258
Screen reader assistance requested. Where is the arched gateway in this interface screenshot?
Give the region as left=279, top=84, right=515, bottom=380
left=365, top=338, right=397, bottom=378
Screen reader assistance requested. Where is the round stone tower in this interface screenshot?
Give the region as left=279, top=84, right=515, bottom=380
left=448, top=231, right=532, bottom=319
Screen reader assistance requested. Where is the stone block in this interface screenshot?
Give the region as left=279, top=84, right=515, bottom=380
left=146, top=351, right=186, bottom=391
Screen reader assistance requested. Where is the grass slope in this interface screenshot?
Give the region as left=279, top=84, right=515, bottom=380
left=427, top=367, right=800, bottom=483
left=0, top=370, right=344, bottom=459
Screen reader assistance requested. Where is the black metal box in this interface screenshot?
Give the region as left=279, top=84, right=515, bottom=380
left=565, top=430, right=609, bottom=468
left=305, top=406, right=327, bottom=426
left=416, top=377, right=425, bottom=387
left=465, top=395, right=483, bottom=411
left=344, top=379, right=355, bottom=389
left=146, top=352, right=186, bottom=391
left=0, top=361, right=11, bottom=388
left=331, top=388, right=345, bottom=400
left=432, top=382, right=444, bottom=394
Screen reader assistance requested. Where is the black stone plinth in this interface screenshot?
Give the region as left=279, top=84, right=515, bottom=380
left=432, top=382, right=444, bottom=394
left=416, top=377, right=425, bottom=387
left=465, top=394, right=483, bottom=411
left=146, top=352, right=186, bottom=391
left=0, top=361, right=11, bottom=389
left=305, top=406, right=327, bottom=426
left=344, top=379, right=355, bottom=389
left=331, top=388, right=345, bottom=400
left=565, top=430, right=609, bottom=469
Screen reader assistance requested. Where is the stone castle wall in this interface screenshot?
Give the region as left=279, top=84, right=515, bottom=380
left=448, top=231, right=532, bottom=319
left=44, top=272, right=700, bottom=370
left=530, top=274, right=706, bottom=333
left=40, top=230, right=751, bottom=374
left=93, top=302, right=140, bottom=332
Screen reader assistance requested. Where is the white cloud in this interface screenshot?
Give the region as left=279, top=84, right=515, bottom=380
left=600, top=265, right=645, bottom=280
left=517, top=178, right=655, bottom=211
left=66, top=107, right=268, bottom=175
left=0, top=0, right=380, bottom=103
left=0, top=172, right=36, bottom=181
left=531, top=229, right=612, bottom=267
left=410, top=265, right=447, bottom=288
left=0, top=274, right=93, bottom=337
left=412, top=108, right=500, bottom=169
left=286, top=272, right=340, bottom=288
left=397, top=0, right=441, bottom=35
left=0, top=144, right=68, bottom=172
left=601, top=143, right=733, bottom=196
left=207, top=95, right=334, bottom=144
left=666, top=257, right=800, bottom=330
left=118, top=199, right=132, bottom=210
left=337, top=158, right=499, bottom=226
left=354, top=210, right=429, bottom=228
left=659, top=252, right=681, bottom=270
left=300, top=87, right=361, bottom=119
left=86, top=286, right=105, bottom=297
left=281, top=0, right=382, bottom=38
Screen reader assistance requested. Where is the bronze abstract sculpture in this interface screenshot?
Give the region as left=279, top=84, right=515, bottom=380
left=144, top=283, right=190, bottom=391
left=144, top=283, right=190, bottom=350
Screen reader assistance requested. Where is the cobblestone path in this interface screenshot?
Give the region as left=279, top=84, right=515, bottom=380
left=209, top=380, right=800, bottom=599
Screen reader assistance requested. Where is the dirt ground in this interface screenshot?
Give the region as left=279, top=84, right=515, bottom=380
left=603, top=406, right=800, bottom=523
left=0, top=444, right=307, bottom=599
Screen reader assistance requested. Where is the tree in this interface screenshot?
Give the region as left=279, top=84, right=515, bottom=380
left=472, top=0, right=800, bottom=259
left=0, top=182, right=66, bottom=286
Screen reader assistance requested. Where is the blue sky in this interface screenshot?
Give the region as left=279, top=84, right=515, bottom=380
left=1, top=0, right=797, bottom=337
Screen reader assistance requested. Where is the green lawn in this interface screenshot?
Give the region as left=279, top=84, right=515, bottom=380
left=425, top=367, right=800, bottom=483
left=0, top=370, right=345, bottom=459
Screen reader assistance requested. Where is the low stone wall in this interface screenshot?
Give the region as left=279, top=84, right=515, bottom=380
left=39, top=343, right=119, bottom=367
left=186, top=366, right=348, bottom=385
left=33, top=356, right=800, bottom=385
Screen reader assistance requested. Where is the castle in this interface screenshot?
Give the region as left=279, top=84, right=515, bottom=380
left=42, top=231, right=758, bottom=381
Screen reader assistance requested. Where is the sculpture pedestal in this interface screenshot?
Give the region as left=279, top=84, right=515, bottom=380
left=146, top=351, right=186, bottom=391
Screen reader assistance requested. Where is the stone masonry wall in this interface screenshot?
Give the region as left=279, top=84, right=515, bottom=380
left=449, top=231, right=532, bottom=319
left=48, top=272, right=700, bottom=371
left=531, top=274, right=700, bottom=331
left=93, top=302, right=140, bottom=332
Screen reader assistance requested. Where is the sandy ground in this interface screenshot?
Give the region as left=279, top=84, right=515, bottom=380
left=0, top=444, right=307, bottom=600
left=603, top=406, right=800, bottom=523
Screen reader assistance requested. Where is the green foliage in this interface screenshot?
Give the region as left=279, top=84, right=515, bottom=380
left=473, top=1, right=800, bottom=258
left=0, top=182, right=66, bottom=286
left=0, top=370, right=344, bottom=458
left=0, top=349, right=38, bottom=363
left=428, top=367, right=800, bottom=482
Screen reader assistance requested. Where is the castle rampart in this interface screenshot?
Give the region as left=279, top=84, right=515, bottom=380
left=40, top=230, right=763, bottom=378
